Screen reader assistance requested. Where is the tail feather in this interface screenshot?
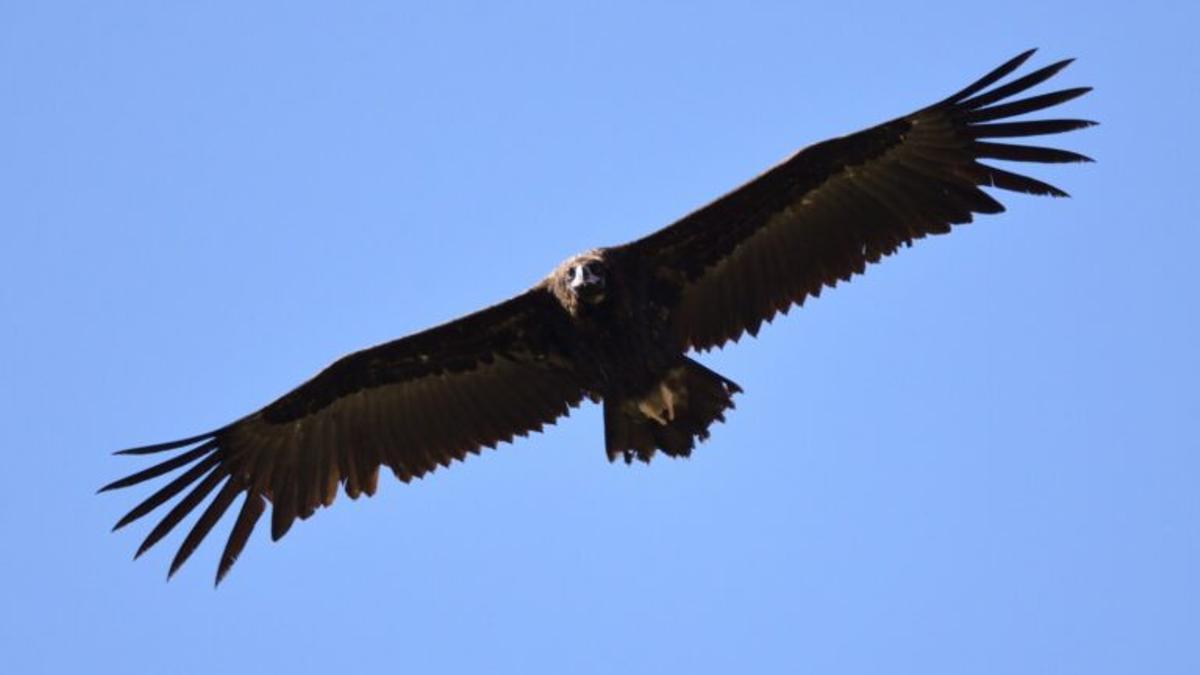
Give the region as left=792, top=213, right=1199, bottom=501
left=604, top=358, right=741, bottom=463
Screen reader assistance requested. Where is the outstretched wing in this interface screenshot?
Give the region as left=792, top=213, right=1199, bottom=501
left=617, top=50, right=1094, bottom=351
left=101, top=285, right=586, bottom=584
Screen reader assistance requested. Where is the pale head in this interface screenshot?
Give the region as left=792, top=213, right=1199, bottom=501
left=554, top=251, right=609, bottom=308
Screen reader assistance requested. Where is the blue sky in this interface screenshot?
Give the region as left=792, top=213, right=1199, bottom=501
left=2, top=2, right=1197, bottom=673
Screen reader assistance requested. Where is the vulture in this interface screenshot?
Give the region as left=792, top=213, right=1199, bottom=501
left=102, top=49, right=1094, bottom=584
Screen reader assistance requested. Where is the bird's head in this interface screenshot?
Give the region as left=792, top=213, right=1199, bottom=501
left=567, top=259, right=607, bottom=303
left=559, top=253, right=608, bottom=306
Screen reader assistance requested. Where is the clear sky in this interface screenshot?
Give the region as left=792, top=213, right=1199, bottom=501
left=3, top=2, right=1196, bottom=674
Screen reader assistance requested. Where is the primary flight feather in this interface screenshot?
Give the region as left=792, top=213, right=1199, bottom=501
left=102, top=49, right=1094, bottom=584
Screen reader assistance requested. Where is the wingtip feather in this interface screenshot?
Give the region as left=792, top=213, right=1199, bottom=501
left=942, top=49, right=1039, bottom=105
left=114, top=430, right=218, bottom=455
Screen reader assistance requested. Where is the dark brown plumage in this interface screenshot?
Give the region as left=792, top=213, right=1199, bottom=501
left=102, top=50, right=1094, bottom=584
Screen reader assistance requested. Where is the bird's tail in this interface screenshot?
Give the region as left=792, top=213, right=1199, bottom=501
left=603, top=358, right=741, bottom=464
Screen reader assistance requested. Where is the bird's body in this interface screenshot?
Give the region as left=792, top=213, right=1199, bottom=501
left=103, top=50, right=1095, bottom=584
left=547, top=252, right=685, bottom=393
left=544, top=249, right=744, bottom=463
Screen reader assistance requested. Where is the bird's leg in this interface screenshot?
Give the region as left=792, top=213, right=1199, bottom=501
left=636, top=381, right=677, bottom=426
left=659, top=382, right=676, bottom=422
left=637, top=397, right=669, bottom=426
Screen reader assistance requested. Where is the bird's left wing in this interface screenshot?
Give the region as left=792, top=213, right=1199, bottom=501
left=614, top=50, right=1094, bottom=351
left=101, top=285, right=586, bottom=583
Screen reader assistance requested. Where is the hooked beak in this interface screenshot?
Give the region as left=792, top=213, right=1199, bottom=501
left=569, top=263, right=606, bottom=303
left=570, top=264, right=602, bottom=290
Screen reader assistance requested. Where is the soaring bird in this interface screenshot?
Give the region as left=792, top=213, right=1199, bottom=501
left=102, top=50, right=1094, bottom=584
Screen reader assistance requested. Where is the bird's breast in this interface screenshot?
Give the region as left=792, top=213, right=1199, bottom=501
left=569, top=292, right=679, bottom=400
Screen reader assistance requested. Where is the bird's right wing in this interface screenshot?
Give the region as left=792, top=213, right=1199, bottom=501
left=101, top=285, right=587, bottom=584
